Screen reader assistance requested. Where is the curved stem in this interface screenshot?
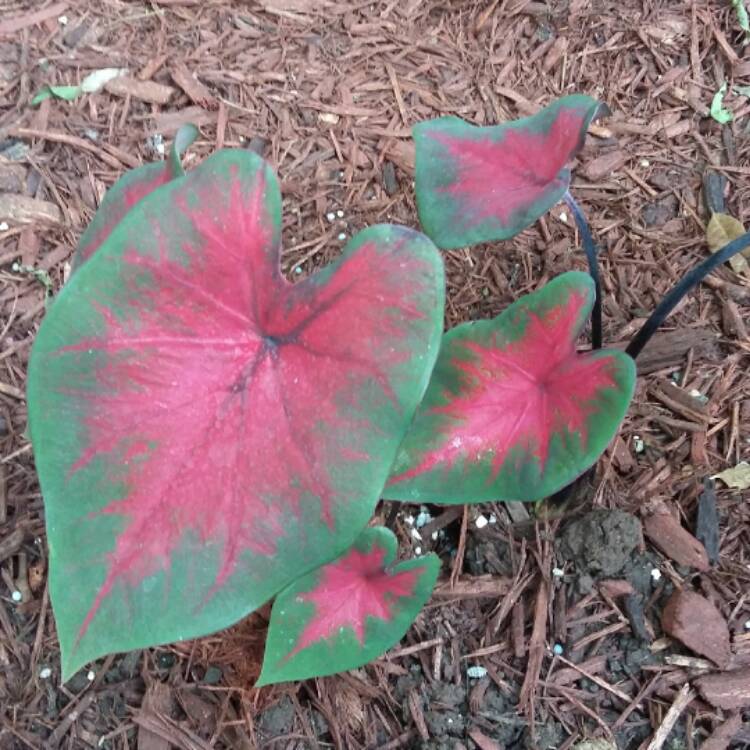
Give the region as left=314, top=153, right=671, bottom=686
left=564, top=192, right=602, bottom=350
left=626, top=229, right=750, bottom=359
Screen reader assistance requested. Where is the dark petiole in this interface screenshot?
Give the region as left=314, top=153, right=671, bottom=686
left=626, top=230, right=750, bottom=359
left=564, top=192, right=602, bottom=351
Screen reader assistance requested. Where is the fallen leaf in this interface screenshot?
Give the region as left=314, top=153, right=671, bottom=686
left=661, top=589, right=730, bottom=668
left=710, top=83, right=733, bottom=124
left=712, top=461, right=750, bottom=490
left=706, top=212, right=750, bottom=274
left=31, top=67, right=128, bottom=105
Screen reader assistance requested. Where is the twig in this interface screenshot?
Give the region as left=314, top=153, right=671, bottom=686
left=645, top=683, right=695, bottom=750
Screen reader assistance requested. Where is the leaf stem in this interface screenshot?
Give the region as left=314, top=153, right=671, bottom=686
left=564, top=192, right=602, bottom=350
left=626, top=229, right=750, bottom=359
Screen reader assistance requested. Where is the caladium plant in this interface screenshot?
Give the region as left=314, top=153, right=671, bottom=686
left=27, top=93, right=750, bottom=689
left=28, top=146, right=444, bottom=680
left=413, top=94, right=603, bottom=250
left=258, top=526, right=439, bottom=685
left=386, top=272, right=636, bottom=503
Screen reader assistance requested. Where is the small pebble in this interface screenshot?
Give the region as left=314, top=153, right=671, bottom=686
left=744, top=619, right=750, bottom=630
left=415, top=509, right=432, bottom=528
left=11, top=590, right=22, bottom=602
left=640, top=159, right=650, bottom=167
left=326, top=211, right=335, bottom=222
left=552, top=567, right=564, bottom=578
left=633, top=435, right=645, bottom=453
left=39, top=666, right=52, bottom=679
left=294, top=267, right=302, bottom=275
left=404, top=514, right=415, bottom=526
left=336, top=209, right=344, bottom=218
left=475, top=515, right=488, bottom=529
left=87, top=670, right=95, bottom=681
left=559, top=211, right=568, bottom=224
left=414, top=546, right=421, bottom=555
left=337, top=232, right=347, bottom=241
left=466, top=665, right=487, bottom=679
left=0, top=222, right=8, bottom=231
left=488, top=513, right=497, bottom=524
left=650, top=568, right=662, bottom=582
left=58, top=14, right=69, bottom=24
left=431, top=531, right=439, bottom=540
left=410, top=527, right=422, bottom=541
left=552, top=643, right=564, bottom=655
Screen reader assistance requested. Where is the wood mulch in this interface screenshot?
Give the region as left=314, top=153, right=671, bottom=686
left=1, top=0, right=748, bottom=748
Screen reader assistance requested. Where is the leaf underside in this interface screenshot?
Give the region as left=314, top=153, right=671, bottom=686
left=385, top=272, right=636, bottom=503
left=257, top=526, right=439, bottom=686
left=414, top=95, right=602, bottom=249
left=28, top=149, right=444, bottom=679
left=72, top=124, right=199, bottom=270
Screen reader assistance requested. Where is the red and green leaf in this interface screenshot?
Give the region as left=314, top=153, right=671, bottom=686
left=385, top=272, right=635, bottom=503
left=27, top=149, right=444, bottom=679
left=72, top=124, right=199, bottom=269
left=414, top=95, right=603, bottom=249
left=257, top=526, right=439, bottom=686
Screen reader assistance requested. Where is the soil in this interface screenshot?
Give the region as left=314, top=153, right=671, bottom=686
left=2, top=0, right=750, bottom=749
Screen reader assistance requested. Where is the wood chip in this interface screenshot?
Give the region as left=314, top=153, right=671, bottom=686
left=106, top=76, right=176, bottom=105
left=701, top=712, right=743, bottom=750
left=650, top=380, right=710, bottom=424
left=0, top=194, right=61, bottom=226
left=611, top=327, right=720, bottom=375
left=695, top=667, right=750, bottom=710
left=643, top=504, right=710, bottom=571
left=137, top=682, right=174, bottom=750
left=0, top=2, right=67, bottom=35
left=433, top=575, right=511, bottom=599
left=582, top=150, right=628, bottom=181
left=661, top=589, right=731, bottom=669
left=468, top=729, right=503, bottom=750
left=598, top=579, right=635, bottom=598
left=152, top=107, right=214, bottom=135
left=170, top=63, right=218, bottom=109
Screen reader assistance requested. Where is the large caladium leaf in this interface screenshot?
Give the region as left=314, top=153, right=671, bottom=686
left=27, top=149, right=444, bottom=679
left=257, top=527, right=439, bottom=685
left=72, top=124, right=199, bottom=269
left=414, top=95, right=603, bottom=249
left=385, top=272, right=635, bottom=503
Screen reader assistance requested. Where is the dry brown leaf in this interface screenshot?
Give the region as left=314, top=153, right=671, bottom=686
left=712, top=461, right=750, bottom=490
left=706, top=212, right=750, bottom=275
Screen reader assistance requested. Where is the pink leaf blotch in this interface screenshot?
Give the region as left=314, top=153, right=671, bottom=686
left=414, top=95, right=603, bottom=249
left=258, top=527, right=440, bottom=685
left=385, top=272, right=636, bottom=503
left=27, top=149, right=444, bottom=679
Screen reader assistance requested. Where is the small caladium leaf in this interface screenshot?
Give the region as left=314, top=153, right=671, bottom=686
left=28, top=149, right=444, bottom=679
left=72, top=123, right=199, bottom=269
left=385, top=272, right=635, bottom=503
left=414, top=95, right=603, bottom=249
left=257, top=527, right=439, bottom=686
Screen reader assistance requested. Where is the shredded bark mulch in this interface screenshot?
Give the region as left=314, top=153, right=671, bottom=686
left=1, top=1, right=749, bottom=748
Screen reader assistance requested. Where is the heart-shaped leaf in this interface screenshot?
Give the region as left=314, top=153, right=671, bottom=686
left=28, top=149, right=444, bottom=679
left=414, top=95, right=603, bottom=249
left=257, top=526, right=439, bottom=686
left=385, top=272, right=635, bottom=503
left=72, top=124, right=199, bottom=269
